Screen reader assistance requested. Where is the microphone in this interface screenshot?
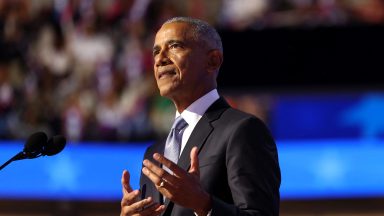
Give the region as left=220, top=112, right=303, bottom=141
left=14, top=131, right=48, bottom=161
left=43, top=135, right=66, bottom=156
left=0, top=132, right=67, bottom=171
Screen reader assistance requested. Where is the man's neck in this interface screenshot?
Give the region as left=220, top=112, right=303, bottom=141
left=172, top=88, right=216, bottom=113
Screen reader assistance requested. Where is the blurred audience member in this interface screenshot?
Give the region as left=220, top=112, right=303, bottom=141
left=0, top=0, right=383, bottom=142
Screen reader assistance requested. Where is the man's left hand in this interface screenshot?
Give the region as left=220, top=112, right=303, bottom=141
left=142, top=146, right=212, bottom=215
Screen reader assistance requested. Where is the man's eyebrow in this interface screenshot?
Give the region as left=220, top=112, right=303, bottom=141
left=166, top=39, right=182, bottom=44
left=167, top=39, right=184, bottom=45
left=153, top=39, right=185, bottom=54
left=153, top=45, right=160, bottom=53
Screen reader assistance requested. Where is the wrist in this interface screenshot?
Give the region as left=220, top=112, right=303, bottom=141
left=194, top=191, right=212, bottom=216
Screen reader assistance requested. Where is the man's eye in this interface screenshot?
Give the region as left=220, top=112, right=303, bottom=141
left=170, top=43, right=181, bottom=49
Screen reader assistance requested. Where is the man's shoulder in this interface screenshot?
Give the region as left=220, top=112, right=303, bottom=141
left=221, top=106, right=261, bottom=122
left=207, top=97, right=262, bottom=122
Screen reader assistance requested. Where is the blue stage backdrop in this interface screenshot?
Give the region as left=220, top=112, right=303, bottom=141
left=1, top=139, right=384, bottom=200
left=0, top=141, right=149, bottom=200
left=1, top=91, right=384, bottom=200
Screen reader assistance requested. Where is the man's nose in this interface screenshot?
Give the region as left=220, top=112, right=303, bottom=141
left=155, top=50, right=171, bottom=67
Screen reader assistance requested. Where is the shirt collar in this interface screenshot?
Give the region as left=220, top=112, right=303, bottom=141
left=175, top=89, right=219, bottom=126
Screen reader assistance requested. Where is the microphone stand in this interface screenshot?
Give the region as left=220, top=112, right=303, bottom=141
left=0, top=152, right=41, bottom=171
left=0, top=133, right=65, bottom=171
left=0, top=153, right=22, bottom=171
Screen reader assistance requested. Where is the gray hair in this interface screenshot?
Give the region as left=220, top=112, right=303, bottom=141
left=163, top=17, right=223, bottom=53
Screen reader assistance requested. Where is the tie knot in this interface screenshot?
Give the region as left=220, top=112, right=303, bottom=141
left=172, top=116, right=188, bottom=132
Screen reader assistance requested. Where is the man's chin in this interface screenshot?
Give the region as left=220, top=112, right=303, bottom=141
left=157, top=78, right=185, bottom=98
left=158, top=87, right=173, bottom=98
left=159, top=87, right=180, bottom=101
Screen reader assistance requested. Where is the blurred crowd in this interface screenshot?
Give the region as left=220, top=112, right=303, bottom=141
left=0, top=0, right=383, bottom=142
left=220, top=0, right=384, bottom=30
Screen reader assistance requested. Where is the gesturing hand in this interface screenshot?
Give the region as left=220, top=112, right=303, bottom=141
left=142, top=147, right=212, bottom=215
left=120, top=170, right=165, bottom=216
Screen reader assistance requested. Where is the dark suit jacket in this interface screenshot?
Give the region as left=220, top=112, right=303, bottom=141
left=140, top=97, right=281, bottom=216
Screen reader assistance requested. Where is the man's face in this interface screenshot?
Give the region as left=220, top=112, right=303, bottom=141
left=153, top=22, right=208, bottom=100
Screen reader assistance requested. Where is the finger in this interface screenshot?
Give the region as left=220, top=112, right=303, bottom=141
left=189, top=146, right=199, bottom=176
left=122, top=197, right=154, bottom=215
left=131, top=196, right=154, bottom=211
left=153, top=153, right=185, bottom=178
left=142, top=159, right=176, bottom=185
left=121, top=190, right=140, bottom=207
left=121, top=170, right=139, bottom=207
left=141, top=203, right=166, bottom=216
left=121, top=170, right=133, bottom=193
left=154, top=204, right=166, bottom=214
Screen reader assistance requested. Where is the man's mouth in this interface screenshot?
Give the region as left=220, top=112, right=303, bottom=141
left=158, top=70, right=177, bottom=79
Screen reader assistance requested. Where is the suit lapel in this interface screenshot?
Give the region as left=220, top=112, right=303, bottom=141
left=177, top=116, right=212, bottom=170
left=162, top=97, right=230, bottom=215
left=177, top=97, right=230, bottom=171
left=162, top=115, right=215, bottom=215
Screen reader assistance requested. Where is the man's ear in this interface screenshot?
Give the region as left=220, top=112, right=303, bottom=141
left=207, top=50, right=223, bottom=73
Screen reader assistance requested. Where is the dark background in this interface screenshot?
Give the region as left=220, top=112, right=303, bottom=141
left=218, top=25, right=384, bottom=90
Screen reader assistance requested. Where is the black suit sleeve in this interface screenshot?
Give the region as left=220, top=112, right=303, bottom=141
left=211, top=117, right=281, bottom=216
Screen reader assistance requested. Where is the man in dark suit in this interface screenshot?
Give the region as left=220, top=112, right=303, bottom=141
left=120, top=17, right=281, bottom=216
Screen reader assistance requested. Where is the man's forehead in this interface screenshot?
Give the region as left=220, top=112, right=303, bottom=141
left=154, top=22, right=192, bottom=44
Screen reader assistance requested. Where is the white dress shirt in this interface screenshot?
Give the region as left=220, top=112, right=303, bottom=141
left=173, top=89, right=218, bottom=216
left=174, top=89, right=219, bottom=156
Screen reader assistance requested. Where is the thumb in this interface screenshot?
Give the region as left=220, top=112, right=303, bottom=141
left=189, top=146, right=199, bottom=176
left=121, top=170, right=133, bottom=193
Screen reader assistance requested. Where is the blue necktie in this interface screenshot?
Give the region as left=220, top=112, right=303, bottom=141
left=164, top=116, right=188, bottom=173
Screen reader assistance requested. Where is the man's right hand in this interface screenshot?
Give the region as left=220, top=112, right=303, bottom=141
left=120, top=170, right=165, bottom=216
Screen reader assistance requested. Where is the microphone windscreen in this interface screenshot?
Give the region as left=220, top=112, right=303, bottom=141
left=24, top=132, right=47, bottom=153
left=44, top=135, right=66, bottom=156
